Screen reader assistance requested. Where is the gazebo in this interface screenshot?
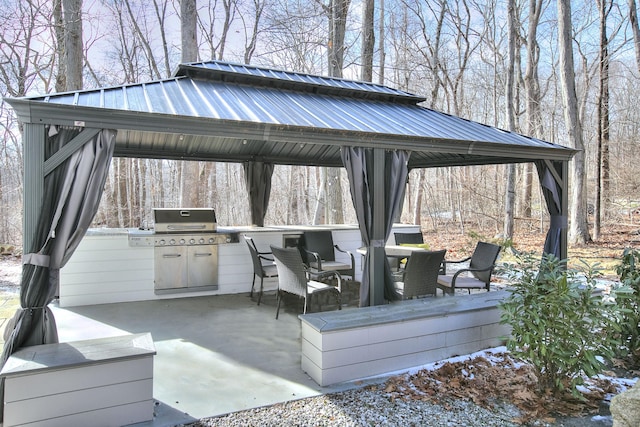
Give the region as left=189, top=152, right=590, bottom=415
left=3, top=60, right=576, bottom=366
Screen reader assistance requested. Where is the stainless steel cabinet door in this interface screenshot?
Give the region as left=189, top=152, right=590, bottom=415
left=154, top=246, right=188, bottom=290
left=187, top=245, right=218, bottom=289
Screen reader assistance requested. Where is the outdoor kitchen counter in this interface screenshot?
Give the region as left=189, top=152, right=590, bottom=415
left=59, top=224, right=418, bottom=307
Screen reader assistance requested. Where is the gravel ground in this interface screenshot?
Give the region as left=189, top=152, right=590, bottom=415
left=181, top=386, right=614, bottom=427
left=183, top=389, right=526, bottom=427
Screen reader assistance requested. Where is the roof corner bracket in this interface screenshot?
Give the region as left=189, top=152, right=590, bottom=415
left=467, top=141, right=476, bottom=154
left=262, top=124, right=271, bottom=141
left=44, top=127, right=101, bottom=176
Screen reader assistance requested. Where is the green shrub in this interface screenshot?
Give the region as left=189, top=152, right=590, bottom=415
left=611, top=248, right=640, bottom=363
left=499, top=253, right=619, bottom=396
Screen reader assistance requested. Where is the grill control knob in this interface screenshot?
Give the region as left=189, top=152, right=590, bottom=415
left=189, top=238, right=196, bottom=245
left=169, top=239, right=176, bottom=245
left=158, top=239, right=166, bottom=246
left=199, top=238, right=205, bottom=244
left=179, top=238, right=186, bottom=245
left=209, top=237, right=215, bottom=244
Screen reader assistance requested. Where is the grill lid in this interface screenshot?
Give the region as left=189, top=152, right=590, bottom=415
left=153, top=208, right=217, bottom=233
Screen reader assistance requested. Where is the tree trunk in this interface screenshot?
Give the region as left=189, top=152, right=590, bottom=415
left=522, top=0, right=544, bottom=219
left=53, top=0, right=66, bottom=92
left=629, top=0, right=640, bottom=73
left=181, top=0, right=198, bottom=62
left=594, top=0, right=611, bottom=240
left=557, top=0, right=591, bottom=244
left=378, top=0, right=385, bottom=84
left=62, top=0, right=83, bottom=90
left=180, top=0, right=201, bottom=207
left=361, top=0, right=374, bottom=82
left=321, top=0, right=349, bottom=224
left=503, top=0, right=518, bottom=240
left=328, top=0, right=350, bottom=77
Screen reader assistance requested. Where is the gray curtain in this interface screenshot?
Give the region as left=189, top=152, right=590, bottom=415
left=342, top=147, right=409, bottom=306
left=1, top=128, right=116, bottom=367
left=243, top=161, right=274, bottom=227
left=535, top=160, right=566, bottom=259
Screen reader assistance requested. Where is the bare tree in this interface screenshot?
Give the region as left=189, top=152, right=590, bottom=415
left=593, top=0, right=612, bottom=240
left=378, top=0, right=385, bottom=84
left=522, top=0, right=546, bottom=219
left=503, top=0, right=519, bottom=240
left=629, top=0, right=640, bottom=73
left=557, top=0, right=590, bottom=244
left=361, top=0, right=374, bottom=81
left=179, top=0, right=202, bottom=208
left=63, top=0, right=83, bottom=90
left=242, top=0, right=266, bottom=63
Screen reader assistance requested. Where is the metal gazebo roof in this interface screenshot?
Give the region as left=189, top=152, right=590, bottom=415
left=6, top=60, right=576, bottom=168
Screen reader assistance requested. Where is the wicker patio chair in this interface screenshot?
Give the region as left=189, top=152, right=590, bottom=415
left=270, top=245, right=342, bottom=319
left=437, top=242, right=501, bottom=295
left=244, top=235, right=278, bottom=305
left=394, top=250, right=446, bottom=299
left=300, top=230, right=355, bottom=281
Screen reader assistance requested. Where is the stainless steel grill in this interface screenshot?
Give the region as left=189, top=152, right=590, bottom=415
left=150, top=208, right=237, bottom=294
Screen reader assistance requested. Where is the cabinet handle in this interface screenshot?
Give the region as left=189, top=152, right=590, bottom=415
left=162, top=254, right=182, bottom=258
left=194, top=252, right=212, bottom=257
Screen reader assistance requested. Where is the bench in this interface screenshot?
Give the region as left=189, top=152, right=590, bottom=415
left=1, top=333, right=156, bottom=427
left=299, top=291, right=510, bottom=386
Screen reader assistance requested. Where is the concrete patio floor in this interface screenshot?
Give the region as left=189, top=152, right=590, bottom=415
left=51, top=291, right=367, bottom=427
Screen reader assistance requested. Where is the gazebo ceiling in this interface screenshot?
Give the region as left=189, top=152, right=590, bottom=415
left=6, top=60, right=576, bottom=169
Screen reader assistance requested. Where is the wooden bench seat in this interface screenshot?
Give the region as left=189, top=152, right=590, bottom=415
left=1, top=333, right=156, bottom=427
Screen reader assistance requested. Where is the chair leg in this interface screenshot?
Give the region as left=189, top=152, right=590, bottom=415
left=250, top=275, right=256, bottom=297
left=336, top=290, right=341, bottom=310
left=275, top=290, right=282, bottom=319
left=257, top=277, right=264, bottom=305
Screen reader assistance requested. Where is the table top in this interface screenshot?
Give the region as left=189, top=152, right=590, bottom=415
left=357, top=245, right=435, bottom=257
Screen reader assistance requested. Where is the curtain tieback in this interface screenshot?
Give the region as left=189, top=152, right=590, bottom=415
left=23, top=253, right=50, bottom=267
left=550, top=215, right=567, bottom=229
left=22, top=306, right=47, bottom=315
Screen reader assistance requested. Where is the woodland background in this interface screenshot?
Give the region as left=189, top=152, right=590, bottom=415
left=1, top=0, right=640, bottom=250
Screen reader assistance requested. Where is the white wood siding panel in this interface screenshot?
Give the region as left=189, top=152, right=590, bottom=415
left=60, top=225, right=421, bottom=306
left=4, top=357, right=152, bottom=401
left=299, top=291, right=511, bottom=386
left=7, top=401, right=153, bottom=427
left=4, top=379, right=153, bottom=426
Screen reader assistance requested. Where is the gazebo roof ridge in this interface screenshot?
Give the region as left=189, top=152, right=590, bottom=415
left=174, top=60, right=427, bottom=104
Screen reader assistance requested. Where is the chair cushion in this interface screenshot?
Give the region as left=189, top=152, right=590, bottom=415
left=309, top=261, right=351, bottom=272
left=307, top=280, right=337, bottom=295
left=262, top=264, right=278, bottom=277
left=437, top=275, right=487, bottom=289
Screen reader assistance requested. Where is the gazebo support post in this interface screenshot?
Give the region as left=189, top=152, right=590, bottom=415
left=560, top=160, right=569, bottom=261
left=23, top=123, right=46, bottom=254
left=368, top=148, right=387, bottom=306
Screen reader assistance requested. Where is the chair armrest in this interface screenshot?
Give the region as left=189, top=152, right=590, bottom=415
left=257, top=254, right=274, bottom=263
left=334, top=245, right=355, bottom=269
left=442, top=256, right=471, bottom=275
left=450, top=266, right=494, bottom=286
left=445, top=256, right=472, bottom=264
left=302, top=249, right=322, bottom=270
